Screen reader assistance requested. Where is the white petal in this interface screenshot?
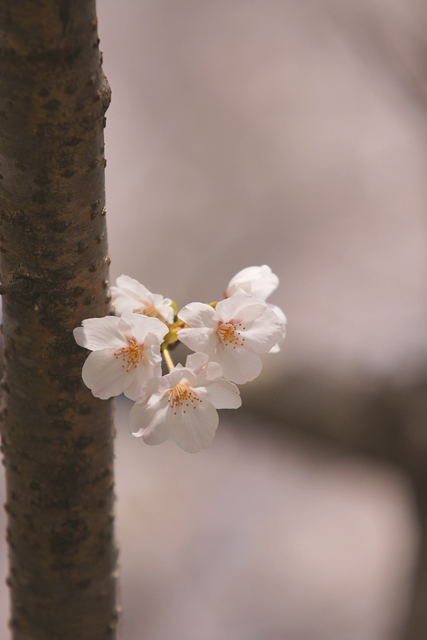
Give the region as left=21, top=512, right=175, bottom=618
left=123, top=357, right=161, bottom=401
left=226, top=265, right=279, bottom=300
left=119, top=313, right=168, bottom=344
left=130, top=397, right=172, bottom=445
left=155, top=365, right=198, bottom=391
left=111, top=293, right=141, bottom=316
left=184, top=352, right=224, bottom=382
left=242, top=307, right=286, bottom=353
left=74, top=316, right=125, bottom=351
left=268, top=303, right=287, bottom=325
left=202, top=361, right=224, bottom=381
left=178, top=302, right=218, bottom=328
left=112, top=276, right=174, bottom=323
left=170, top=399, right=218, bottom=453
left=178, top=326, right=215, bottom=353
left=142, top=335, right=164, bottom=367
left=185, top=352, right=210, bottom=371
left=111, top=277, right=153, bottom=315
left=216, top=295, right=266, bottom=324
left=197, top=379, right=242, bottom=409
left=151, top=294, right=175, bottom=323
left=81, top=349, right=132, bottom=399
left=214, top=345, right=262, bottom=384
left=266, top=304, right=287, bottom=354
left=134, top=372, right=171, bottom=398
left=115, top=275, right=154, bottom=302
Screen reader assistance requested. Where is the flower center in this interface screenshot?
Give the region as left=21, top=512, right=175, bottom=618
left=114, top=339, right=143, bottom=372
left=133, top=304, right=159, bottom=318
left=168, top=383, right=202, bottom=415
left=217, top=322, right=246, bottom=348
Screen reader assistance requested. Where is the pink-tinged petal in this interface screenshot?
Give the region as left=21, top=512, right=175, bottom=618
left=214, top=345, right=262, bottom=384
left=197, top=379, right=241, bottom=409
left=178, top=327, right=215, bottom=353
left=81, top=349, right=132, bottom=399
left=242, top=307, right=286, bottom=353
left=130, top=397, right=172, bottom=445
left=170, top=399, right=218, bottom=453
left=119, top=313, right=168, bottom=344
left=269, top=343, right=281, bottom=354
left=74, top=316, right=125, bottom=351
left=216, top=295, right=266, bottom=324
left=178, top=302, right=218, bottom=329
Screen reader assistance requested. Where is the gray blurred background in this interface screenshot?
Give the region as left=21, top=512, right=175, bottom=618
left=101, top=0, right=427, bottom=638
left=3, top=0, right=427, bottom=638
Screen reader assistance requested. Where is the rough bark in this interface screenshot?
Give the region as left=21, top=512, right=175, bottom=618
left=0, top=1, right=117, bottom=638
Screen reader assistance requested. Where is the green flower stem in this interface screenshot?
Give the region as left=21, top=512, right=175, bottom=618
left=162, top=347, right=175, bottom=372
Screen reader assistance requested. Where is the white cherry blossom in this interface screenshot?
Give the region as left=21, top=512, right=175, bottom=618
left=225, top=265, right=279, bottom=300
left=177, top=294, right=286, bottom=384
left=111, top=275, right=174, bottom=324
left=130, top=353, right=241, bottom=453
left=226, top=265, right=286, bottom=352
left=73, top=313, right=168, bottom=400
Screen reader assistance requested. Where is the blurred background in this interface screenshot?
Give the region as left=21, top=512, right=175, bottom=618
left=3, top=0, right=427, bottom=638
left=101, top=0, right=427, bottom=638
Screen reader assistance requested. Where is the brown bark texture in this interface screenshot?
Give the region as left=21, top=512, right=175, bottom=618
left=0, top=1, right=117, bottom=638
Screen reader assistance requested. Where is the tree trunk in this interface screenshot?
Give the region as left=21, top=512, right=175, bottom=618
left=0, top=1, right=117, bottom=638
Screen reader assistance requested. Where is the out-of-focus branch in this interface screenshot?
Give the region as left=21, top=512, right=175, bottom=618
left=325, top=0, right=427, bottom=115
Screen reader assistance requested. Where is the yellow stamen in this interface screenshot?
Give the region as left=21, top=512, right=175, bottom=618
left=167, top=384, right=202, bottom=416
left=133, top=304, right=159, bottom=318
left=113, top=339, right=144, bottom=372
left=217, top=321, right=246, bottom=348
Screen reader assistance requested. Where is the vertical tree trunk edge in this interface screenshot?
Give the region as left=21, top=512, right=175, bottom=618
left=0, top=1, right=118, bottom=638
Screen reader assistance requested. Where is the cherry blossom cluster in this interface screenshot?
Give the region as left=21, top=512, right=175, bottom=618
left=73, top=266, right=286, bottom=453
